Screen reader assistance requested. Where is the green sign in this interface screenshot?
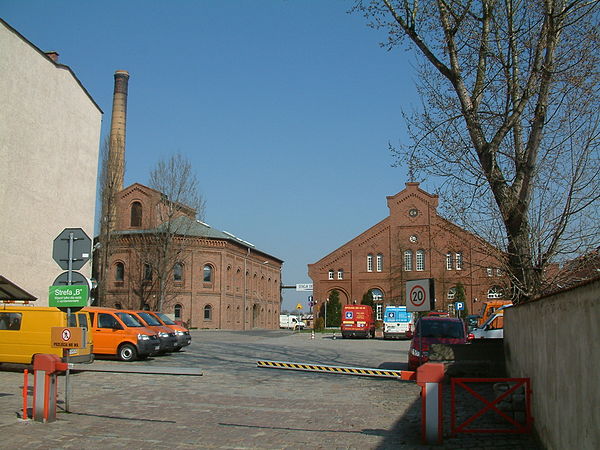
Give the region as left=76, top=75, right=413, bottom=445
left=49, top=285, right=89, bottom=307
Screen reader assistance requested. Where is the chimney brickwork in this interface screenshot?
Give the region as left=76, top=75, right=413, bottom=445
left=108, top=70, right=129, bottom=191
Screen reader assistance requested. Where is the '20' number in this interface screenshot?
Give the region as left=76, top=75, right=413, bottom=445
left=410, top=287, right=426, bottom=306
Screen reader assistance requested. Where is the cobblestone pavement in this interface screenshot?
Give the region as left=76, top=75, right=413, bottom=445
left=0, top=330, right=541, bottom=449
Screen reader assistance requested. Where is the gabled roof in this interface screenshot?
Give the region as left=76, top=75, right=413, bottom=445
left=120, top=183, right=197, bottom=218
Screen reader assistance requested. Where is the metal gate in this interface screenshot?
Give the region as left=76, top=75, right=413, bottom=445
left=450, top=377, right=532, bottom=435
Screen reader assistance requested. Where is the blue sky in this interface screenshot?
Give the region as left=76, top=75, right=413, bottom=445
left=3, top=0, right=425, bottom=311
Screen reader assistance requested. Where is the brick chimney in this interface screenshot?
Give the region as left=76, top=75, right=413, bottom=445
left=108, top=70, right=129, bottom=191
left=45, top=51, right=59, bottom=62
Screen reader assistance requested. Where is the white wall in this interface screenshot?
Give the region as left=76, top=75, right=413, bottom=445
left=504, top=278, right=600, bottom=450
left=0, top=21, right=102, bottom=303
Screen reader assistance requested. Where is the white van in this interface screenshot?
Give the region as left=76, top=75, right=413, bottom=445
left=279, top=314, right=305, bottom=330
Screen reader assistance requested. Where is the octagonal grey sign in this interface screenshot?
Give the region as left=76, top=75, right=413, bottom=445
left=52, top=228, right=92, bottom=270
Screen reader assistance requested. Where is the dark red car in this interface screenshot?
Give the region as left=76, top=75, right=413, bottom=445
left=407, top=316, right=468, bottom=370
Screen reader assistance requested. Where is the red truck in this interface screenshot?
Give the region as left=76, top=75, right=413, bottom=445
left=341, top=305, right=375, bottom=338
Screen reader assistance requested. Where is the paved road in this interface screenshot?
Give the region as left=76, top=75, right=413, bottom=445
left=0, top=330, right=540, bottom=449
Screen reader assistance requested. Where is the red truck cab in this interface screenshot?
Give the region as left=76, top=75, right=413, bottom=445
left=341, top=305, right=375, bottom=338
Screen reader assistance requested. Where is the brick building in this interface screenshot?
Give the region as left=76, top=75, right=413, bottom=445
left=98, top=183, right=283, bottom=330
left=308, top=182, right=508, bottom=319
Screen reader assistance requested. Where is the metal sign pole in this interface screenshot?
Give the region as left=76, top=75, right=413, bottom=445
left=64, top=232, right=74, bottom=413
left=52, top=228, right=93, bottom=415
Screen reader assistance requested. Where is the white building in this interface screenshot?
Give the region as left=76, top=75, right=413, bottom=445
left=0, top=19, right=102, bottom=303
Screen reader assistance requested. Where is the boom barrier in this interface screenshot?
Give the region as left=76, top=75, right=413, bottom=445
left=256, top=359, right=416, bottom=381
left=257, top=359, right=445, bottom=444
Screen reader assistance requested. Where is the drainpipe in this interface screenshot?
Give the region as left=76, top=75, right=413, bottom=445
left=244, top=248, right=250, bottom=330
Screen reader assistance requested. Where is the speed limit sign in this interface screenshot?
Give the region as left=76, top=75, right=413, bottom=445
left=406, top=279, right=435, bottom=312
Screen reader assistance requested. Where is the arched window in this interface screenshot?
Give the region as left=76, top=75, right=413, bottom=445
left=114, top=303, right=122, bottom=310
left=142, top=303, right=150, bottom=311
left=487, top=286, right=504, bottom=299
left=173, top=263, right=183, bottom=281
left=328, top=270, right=334, bottom=280
left=130, top=201, right=142, bottom=227
left=416, top=250, right=425, bottom=271
left=143, top=263, right=152, bottom=281
left=174, top=304, right=182, bottom=321
left=456, top=252, right=463, bottom=270
left=367, top=254, right=373, bottom=272
left=115, top=262, right=124, bottom=281
left=376, top=254, right=383, bottom=272
left=337, top=269, right=344, bottom=280
left=446, top=253, right=453, bottom=270
left=404, top=250, right=413, bottom=271
left=203, top=264, right=213, bottom=282
left=371, top=288, right=384, bottom=301
left=204, top=304, right=212, bottom=321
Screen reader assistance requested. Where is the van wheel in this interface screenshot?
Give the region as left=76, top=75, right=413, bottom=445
left=118, top=344, right=137, bottom=362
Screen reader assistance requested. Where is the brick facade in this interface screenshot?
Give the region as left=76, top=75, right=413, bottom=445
left=98, top=183, right=283, bottom=330
left=308, top=183, right=508, bottom=318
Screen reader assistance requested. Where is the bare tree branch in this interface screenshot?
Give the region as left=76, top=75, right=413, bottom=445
left=355, top=0, right=600, bottom=302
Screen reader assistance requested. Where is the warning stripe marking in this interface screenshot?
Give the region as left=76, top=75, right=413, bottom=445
left=256, top=360, right=415, bottom=380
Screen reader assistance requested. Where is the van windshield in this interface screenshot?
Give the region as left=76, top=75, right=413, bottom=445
left=481, top=313, right=502, bottom=329
left=115, top=312, right=143, bottom=327
left=416, top=319, right=464, bottom=339
left=138, top=312, right=161, bottom=326
left=154, top=312, right=176, bottom=325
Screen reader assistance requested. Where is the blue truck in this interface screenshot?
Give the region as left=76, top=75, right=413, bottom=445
left=383, top=306, right=414, bottom=339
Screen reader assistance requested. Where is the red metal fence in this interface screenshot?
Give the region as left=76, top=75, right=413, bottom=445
left=451, top=377, right=532, bottom=435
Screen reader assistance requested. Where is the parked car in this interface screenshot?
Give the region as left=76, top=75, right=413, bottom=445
left=341, top=305, right=375, bottom=338
left=383, top=306, right=414, bottom=339
left=145, top=311, right=192, bottom=351
left=279, top=314, right=305, bottom=330
left=471, top=304, right=512, bottom=339
left=476, top=300, right=512, bottom=327
left=426, top=311, right=449, bottom=317
left=465, top=314, right=480, bottom=332
left=407, top=316, right=469, bottom=370
left=0, top=305, right=94, bottom=364
left=84, top=307, right=160, bottom=361
left=122, top=310, right=178, bottom=353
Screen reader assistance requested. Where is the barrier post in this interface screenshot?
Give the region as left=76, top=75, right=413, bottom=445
left=32, top=354, right=68, bottom=422
left=416, top=363, right=445, bottom=444
left=22, top=369, right=29, bottom=420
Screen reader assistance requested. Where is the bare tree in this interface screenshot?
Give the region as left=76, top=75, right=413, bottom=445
left=132, top=153, right=206, bottom=312
left=95, top=136, right=125, bottom=306
left=354, top=0, right=600, bottom=302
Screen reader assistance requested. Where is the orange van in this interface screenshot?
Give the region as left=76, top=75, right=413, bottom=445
left=146, top=311, right=191, bottom=351
left=122, top=310, right=178, bottom=354
left=83, top=307, right=160, bottom=361
left=477, top=300, right=512, bottom=326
